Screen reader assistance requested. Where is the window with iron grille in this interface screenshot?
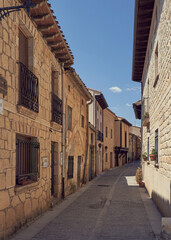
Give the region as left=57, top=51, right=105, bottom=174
left=16, top=135, right=40, bottom=185
left=68, top=106, right=72, bottom=130
left=19, top=29, right=39, bottom=113
left=68, top=156, right=74, bottom=179
left=111, top=129, right=112, bottom=139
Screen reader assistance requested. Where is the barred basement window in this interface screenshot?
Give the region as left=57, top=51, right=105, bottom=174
left=16, top=135, right=40, bottom=186
left=68, top=156, right=74, bottom=179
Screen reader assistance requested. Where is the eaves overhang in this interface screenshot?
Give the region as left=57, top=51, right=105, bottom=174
left=133, top=100, right=141, bottom=119
left=95, top=94, right=108, bottom=110
left=117, top=117, right=132, bottom=127
left=65, top=67, right=93, bottom=101
left=20, top=0, right=74, bottom=67
left=132, top=0, right=154, bottom=82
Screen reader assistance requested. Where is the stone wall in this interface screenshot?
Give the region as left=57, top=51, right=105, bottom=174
left=142, top=0, right=171, bottom=216
left=88, top=124, right=96, bottom=180
left=103, top=108, right=116, bottom=170
left=64, top=71, right=89, bottom=195
left=0, top=2, right=63, bottom=238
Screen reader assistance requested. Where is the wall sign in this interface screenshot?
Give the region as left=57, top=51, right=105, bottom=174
left=42, top=157, right=48, bottom=168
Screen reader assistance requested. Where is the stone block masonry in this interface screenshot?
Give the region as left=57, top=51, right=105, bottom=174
left=0, top=1, right=63, bottom=238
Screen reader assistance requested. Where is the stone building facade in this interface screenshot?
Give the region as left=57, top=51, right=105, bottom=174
left=88, top=89, right=108, bottom=175
left=88, top=123, right=96, bottom=181
left=103, top=108, right=117, bottom=170
left=128, top=126, right=141, bottom=162
left=64, top=68, right=92, bottom=195
left=114, top=117, right=131, bottom=166
left=132, top=0, right=171, bottom=216
left=0, top=0, right=76, bottom=238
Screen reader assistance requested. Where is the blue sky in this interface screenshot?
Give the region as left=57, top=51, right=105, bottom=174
left=50, top=0, right=141, bottom=126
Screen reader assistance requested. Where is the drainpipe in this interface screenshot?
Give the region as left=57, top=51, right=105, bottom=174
left=83, top=98, right=93, bottom=184
left=62, top=63, right=65, bottom=199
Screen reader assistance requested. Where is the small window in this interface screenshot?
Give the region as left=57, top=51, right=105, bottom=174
left=52, top=71, right=59, bottom=96
left=105, top=153, right=108, bottom=162
left=68, top=85, right=70, bottom=92
left=82, top=99, right=84, bottom=105
left=81, top=115, right=84, bottom=128
left=68, top=156, right=74, bottom=179
left=125, top=131, right=127, bottom=148
left=155, top=129, right=158, bottom=163
left=19, top=29, right=28, bottom=67
left=68, top=106, right=72, bottom=130
left=96, top=119, right=99, bottom=130
left=16, top=135, right=40, bottom=185
left=106, top=127, right=108, bottom=138
left=154, top=43, right=159, bottom=87
left=111, top=129, right=112, bottom=139
left=91, top=133, right=93, bottom=144
left=100, top=122, right=102, bottom=131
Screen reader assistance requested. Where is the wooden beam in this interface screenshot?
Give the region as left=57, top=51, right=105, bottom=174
left=55, top=53, right=68, bottom=58
left=38, top=24, right=54, bottom=31
left=32, top=13, right=50, bottom=21
left=45, top=33, right=60, bottom=41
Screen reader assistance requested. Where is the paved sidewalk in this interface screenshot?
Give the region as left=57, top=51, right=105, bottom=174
left=10, top=162, right=161, bottom=240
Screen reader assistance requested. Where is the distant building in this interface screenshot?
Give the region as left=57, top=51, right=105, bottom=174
left=132, top=0, right=171, bottom=216
left=103, top=108, right=117, bottom=170
left=128, top=126, right=141, bottom=162
left=64, top=68, right=93, bottom=195
left=114, top=117, right=132, bottom=166
left=88, top=88, right=108, bottom=175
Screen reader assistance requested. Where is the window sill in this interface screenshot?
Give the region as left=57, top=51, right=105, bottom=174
left=17, top=104, right=38, bottom=120
left=15, top=179, right=40, bottom=195
left=50, top=121, right=62, bottom=131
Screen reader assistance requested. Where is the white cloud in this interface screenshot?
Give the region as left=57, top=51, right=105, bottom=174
left=126, top=87, right=141, bottom=91
left=109, top=86, right=122, bottom=93
left=126, top=103, right=132, bottom=107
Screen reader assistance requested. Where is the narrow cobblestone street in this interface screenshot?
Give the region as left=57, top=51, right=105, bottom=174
left=11, top=162, right=161, bottom=240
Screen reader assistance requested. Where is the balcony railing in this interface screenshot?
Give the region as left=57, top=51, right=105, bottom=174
left=97, top=130, right=103, bottom=142
left=52, top=93, right=62, bottom=125
left=19, top=62, right=39, bottom=113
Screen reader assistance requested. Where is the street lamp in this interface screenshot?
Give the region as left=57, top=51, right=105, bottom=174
left=0, top=0, right=35, bottom=21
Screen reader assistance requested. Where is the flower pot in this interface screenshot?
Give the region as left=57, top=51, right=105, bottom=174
left=150, top=154, right=156, bottom=161
left=139, top=182, right=145, bottom=187
left=143, top=157, right=147, bottom=161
